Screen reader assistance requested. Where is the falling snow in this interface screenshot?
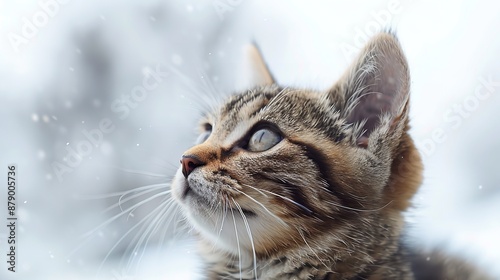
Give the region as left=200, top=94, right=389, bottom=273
left=3, top=1, right=500, bottom=280
left=37, top=150, right=46, bottom=160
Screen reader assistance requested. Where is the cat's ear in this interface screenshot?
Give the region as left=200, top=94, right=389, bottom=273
left=238, top=44, right=276, bottom=88
left=329, top=32, right=410, bottom=148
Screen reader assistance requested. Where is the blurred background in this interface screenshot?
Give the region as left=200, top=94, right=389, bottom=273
left=1, top=0, right=499, bottom=279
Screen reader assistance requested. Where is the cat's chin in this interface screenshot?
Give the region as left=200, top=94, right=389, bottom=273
left=186, top=206, right=265, bottom=256
left=172, top=168, right=257, bottom=216
left=172, top=169, right=277, bottom=254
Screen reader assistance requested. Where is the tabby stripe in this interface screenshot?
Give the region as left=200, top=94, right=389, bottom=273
left=255, top=173, right=314, bottom=216
left=249, top=91, right=278, bottom=117
left=287, top=139, right=362, bottom=211
left=221, top=90, right=260, bottom=115
left=248, top=101, right=267, bottom=118
left=285, top=183, right=314, bottom=215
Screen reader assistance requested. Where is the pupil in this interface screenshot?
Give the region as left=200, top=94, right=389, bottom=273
left=258, top=131, right=265, bottom=143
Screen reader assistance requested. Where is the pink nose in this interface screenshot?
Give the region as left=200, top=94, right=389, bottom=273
left=180, top=155, right=205, bottom=178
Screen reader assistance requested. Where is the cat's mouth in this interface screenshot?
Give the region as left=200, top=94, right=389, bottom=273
left=181, top=181, right=207, bottom=203
left=181, top=181, right=192, bottom=199
left=182, top=181, right=257, bottom=217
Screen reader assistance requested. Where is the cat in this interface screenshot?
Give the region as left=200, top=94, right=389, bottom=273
left=171, top=31, right=491, bottom=279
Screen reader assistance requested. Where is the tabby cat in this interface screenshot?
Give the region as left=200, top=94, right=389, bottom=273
left=171, top=32, right=491, bottom=279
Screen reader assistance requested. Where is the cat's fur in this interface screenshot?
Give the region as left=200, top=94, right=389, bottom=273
left=171, top=32, right=491, bottom=279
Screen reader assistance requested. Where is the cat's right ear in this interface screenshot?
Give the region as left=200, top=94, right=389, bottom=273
left=328, top=32, right=410, bottom=148
left=238, top=44, right=276, bottom=89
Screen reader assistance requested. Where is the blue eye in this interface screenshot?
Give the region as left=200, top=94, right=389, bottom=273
left=196, top=123, right=212, bottom=144
left=248, top=128, right=281, bottom=152
left=196, top=130, right=211, bottom=144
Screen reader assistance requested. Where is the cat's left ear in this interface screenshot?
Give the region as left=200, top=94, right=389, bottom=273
left=329, top=32, right=410, bottom=148
left=238, top=44, right=276, bottom=89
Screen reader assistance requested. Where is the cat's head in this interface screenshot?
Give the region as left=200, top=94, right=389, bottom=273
left=172, top=32, right=422, bottom=261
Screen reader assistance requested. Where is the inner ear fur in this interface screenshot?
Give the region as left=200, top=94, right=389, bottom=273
left=329, top=32, right=410, bottom=147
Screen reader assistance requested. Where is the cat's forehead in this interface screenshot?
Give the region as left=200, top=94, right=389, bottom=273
left=217, top=87, right=278, bottom=128
left=217, top=87, right=319, bottom=126
left=202, top=86, right=280, bottom=145
left=202, top=86, right=347, bottom=146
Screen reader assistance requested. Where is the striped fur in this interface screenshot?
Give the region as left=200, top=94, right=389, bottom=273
left=171, top=32, right=492, bottom=279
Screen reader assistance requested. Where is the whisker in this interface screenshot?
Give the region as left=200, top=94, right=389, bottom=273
left=75, top=183, right=168, bottom=200
left=233, top=199, right=258, bottom=280
left=125, top=199, right=175, bottom=272
left=118, top=184, right=169, bottom=212
left=251, top=187, right=313, bottom=215
left=325, top=199, right=393, bottom=213
left=169, top=67, right=209, bottom=111
left=81, top=190, right=170, bottom=239
left=96, top=200, right=169, bottom=277
left=232, top=188, right=287, bottom=227
left=212, top=201, right=228, bottom=251
left=264, top=86, right=290, bottom=109
left=245, top=182, right=387, bottom=214
left=117, top=168, right=170, bottom=178
left=196, top=67, right=225, bottom=108
left=104, top=165, right=172, bottom=178
left=66, top=189, right=170, bottom=261
left=229, top=205, right=243, bottom=280
left=205, top=201, right=221, bottom=223
left=241, top=184, right=269, bottom=198
left=296, top=227, right=330, bottom=271
left=157, top=200, right=181, bottom=252
left=121, top=199, right=175, bottom=271
left=169, top=66, right=222, bottom=113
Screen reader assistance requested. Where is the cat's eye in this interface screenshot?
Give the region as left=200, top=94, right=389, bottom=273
left=196, top=124, right=212, bottom=144
left=196, top=131, right=211, bottom=144
left=248, top=128, right=281, bottom=152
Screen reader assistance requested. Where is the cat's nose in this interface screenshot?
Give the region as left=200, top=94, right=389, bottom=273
left=181, top=155, right=205, bottom=178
